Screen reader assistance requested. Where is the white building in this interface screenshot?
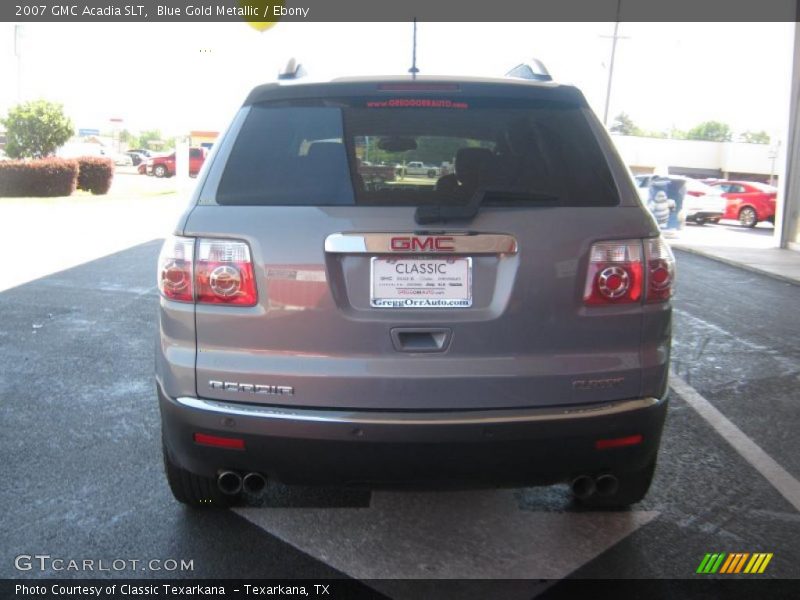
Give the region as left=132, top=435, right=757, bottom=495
left=611, top=134, right=782, bottom=184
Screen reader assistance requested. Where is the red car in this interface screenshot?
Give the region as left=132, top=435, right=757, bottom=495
left=707, top=180, right=777, bottom=227
left=138, top=147, right=207, bottom=178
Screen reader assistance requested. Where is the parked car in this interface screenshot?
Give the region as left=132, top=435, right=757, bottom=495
left=681, top=178, right=727, bottom=225
left=706, top=180, right=777, bottom=227
left=357, top=159, right=396, bottom=189
left=144, top=147, right=207, bottom=177
left=129, top=148, right=159, bottom=158
left=634, top=175, right=726, bottom=226
left=94, top=147, right=132, bottom=167
left=156, top=63, right=674, bottom=510
left=397, top=160, right=439, bottom=178
left=126, top=151, right=146, bottom=166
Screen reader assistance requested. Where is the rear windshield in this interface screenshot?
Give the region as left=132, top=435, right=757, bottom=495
left=213, top=97, right=619, bottom=207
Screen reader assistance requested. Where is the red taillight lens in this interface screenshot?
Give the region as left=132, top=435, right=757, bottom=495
left=157, top=236, right=194, bottom=302
left=644, top=237, right=676, bottom=303
left=595, top=434, right=643, bottom=450
left=195, top=239, right=257, bottom=306
left=193, top=433, right=245, bottom=450
left=583, top=240, right=643, bottom=305
left=158, top=236, right=258, bottom=306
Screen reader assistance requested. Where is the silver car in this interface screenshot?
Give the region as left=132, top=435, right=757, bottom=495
left=156, top=68, right=675, bottom=509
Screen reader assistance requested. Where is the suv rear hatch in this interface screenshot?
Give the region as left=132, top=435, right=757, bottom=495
left=182, top=81, right=659, bottom=411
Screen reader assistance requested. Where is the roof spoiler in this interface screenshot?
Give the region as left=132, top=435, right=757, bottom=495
left=278, top=58, right=307, bottom=81
left=505, top=59, right=552, bottom=82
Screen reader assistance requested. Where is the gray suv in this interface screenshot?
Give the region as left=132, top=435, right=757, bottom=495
left=156, top=69, right=675, bottom=509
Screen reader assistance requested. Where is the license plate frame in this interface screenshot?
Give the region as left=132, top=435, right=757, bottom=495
left=370, top=256, right=473, bottom=308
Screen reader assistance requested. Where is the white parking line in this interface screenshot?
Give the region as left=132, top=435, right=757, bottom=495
left=670, top=372, right=800, bottom=513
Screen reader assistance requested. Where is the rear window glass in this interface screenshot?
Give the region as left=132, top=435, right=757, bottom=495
left=213, top=97, right=619, bottom=207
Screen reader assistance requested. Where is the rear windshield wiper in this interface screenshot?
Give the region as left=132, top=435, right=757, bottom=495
left=414, top=187, right=559, bottom=225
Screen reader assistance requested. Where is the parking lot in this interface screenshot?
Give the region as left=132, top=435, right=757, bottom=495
left=0, top=196, right=798, bottom=594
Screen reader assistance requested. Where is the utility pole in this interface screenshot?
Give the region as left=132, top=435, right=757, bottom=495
left=408, top=18, right=419, bottom=79
left=600, top=1, right=629, bottom=126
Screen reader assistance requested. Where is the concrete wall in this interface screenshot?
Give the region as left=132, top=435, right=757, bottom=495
left=611, top=135, right=779, bottom=178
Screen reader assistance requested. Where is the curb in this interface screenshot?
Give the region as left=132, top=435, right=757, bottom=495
left=670, top=244, right=800, bottom=287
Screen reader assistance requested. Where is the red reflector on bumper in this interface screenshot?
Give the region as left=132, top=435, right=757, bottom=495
left=595, top=434, right=643, bottom=450
left=193, top=433, right=245, bottom=450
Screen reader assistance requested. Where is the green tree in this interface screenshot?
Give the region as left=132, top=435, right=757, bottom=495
left=667, top=126, right=689, bottom=140
left=136, top=129, right=167, bottom=150
left=739, top=130, right=770, bottom=144
left=669, top=127, right=687, bottom=140
left=686, top=121, right=732, bottom=142
left=119, top=129, right=135, bottom=145
left=610, top=112, right=642, bottom=136
left=1, top=99, right=74, bottom=159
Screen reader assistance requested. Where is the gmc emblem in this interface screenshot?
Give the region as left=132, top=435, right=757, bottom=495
left=390, top=236, right=455, bottom=252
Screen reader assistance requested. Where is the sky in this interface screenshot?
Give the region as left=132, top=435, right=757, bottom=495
left=0, top=21, right=795, bottom=143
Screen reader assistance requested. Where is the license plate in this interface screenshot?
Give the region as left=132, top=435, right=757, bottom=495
left=370, top=257, right=472, bottom=308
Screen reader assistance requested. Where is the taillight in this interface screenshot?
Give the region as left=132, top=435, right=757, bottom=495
left=157, top=236, right=194, bottom=302
left=193, top=433, right=245, bottom=450
left=583, top=240, right=643, bottom=305
left=644, top=237, right=676, bottom=303
left=157, top=236, right=258, bottom=306
left=195, top=238, right=257, bottom=306
left=595, top=434, right=643, bottom=450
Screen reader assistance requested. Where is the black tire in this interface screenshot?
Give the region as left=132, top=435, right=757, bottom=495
left=427, top=169, right=437, bottom=178
left=694, top=218, right=706, bottom=226
left=575, top=457, right=656, bottom=509
left=739, top=206, right=758, bottom=228
left=153, top=164, right=168, bottom=178
left=162, top=441, right=237, bottom=508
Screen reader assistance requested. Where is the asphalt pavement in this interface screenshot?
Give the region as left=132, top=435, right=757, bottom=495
left=0, top=240, right=798, bottom=594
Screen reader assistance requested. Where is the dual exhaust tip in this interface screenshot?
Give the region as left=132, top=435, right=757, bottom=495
left=571, top=474, right=619, bottom=499
left=220, top=470, right=616, bottom=499
left=217, top=470, right=267, bottom=495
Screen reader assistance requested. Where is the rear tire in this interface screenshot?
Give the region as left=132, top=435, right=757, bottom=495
left=575, top=457, right=656, bottom=509
left=162, top=441, right=237, bottom=508
left=154, top=164, right=168, bottom=178
left=739, top=206, right=758, bottom=228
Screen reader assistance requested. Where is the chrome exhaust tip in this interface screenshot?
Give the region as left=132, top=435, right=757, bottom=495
left=242, top=472, right=267, bottom=494
left=217, top=470, right=243, bottom=495
left=595, top=474, right=619, bottom=497
left=571, top=475, right=596, bottom=499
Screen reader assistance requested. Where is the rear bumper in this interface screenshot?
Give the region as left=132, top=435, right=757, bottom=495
left=686, top=210, right=724, bottom=221
left=159, top=385, right=668, bottom=486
